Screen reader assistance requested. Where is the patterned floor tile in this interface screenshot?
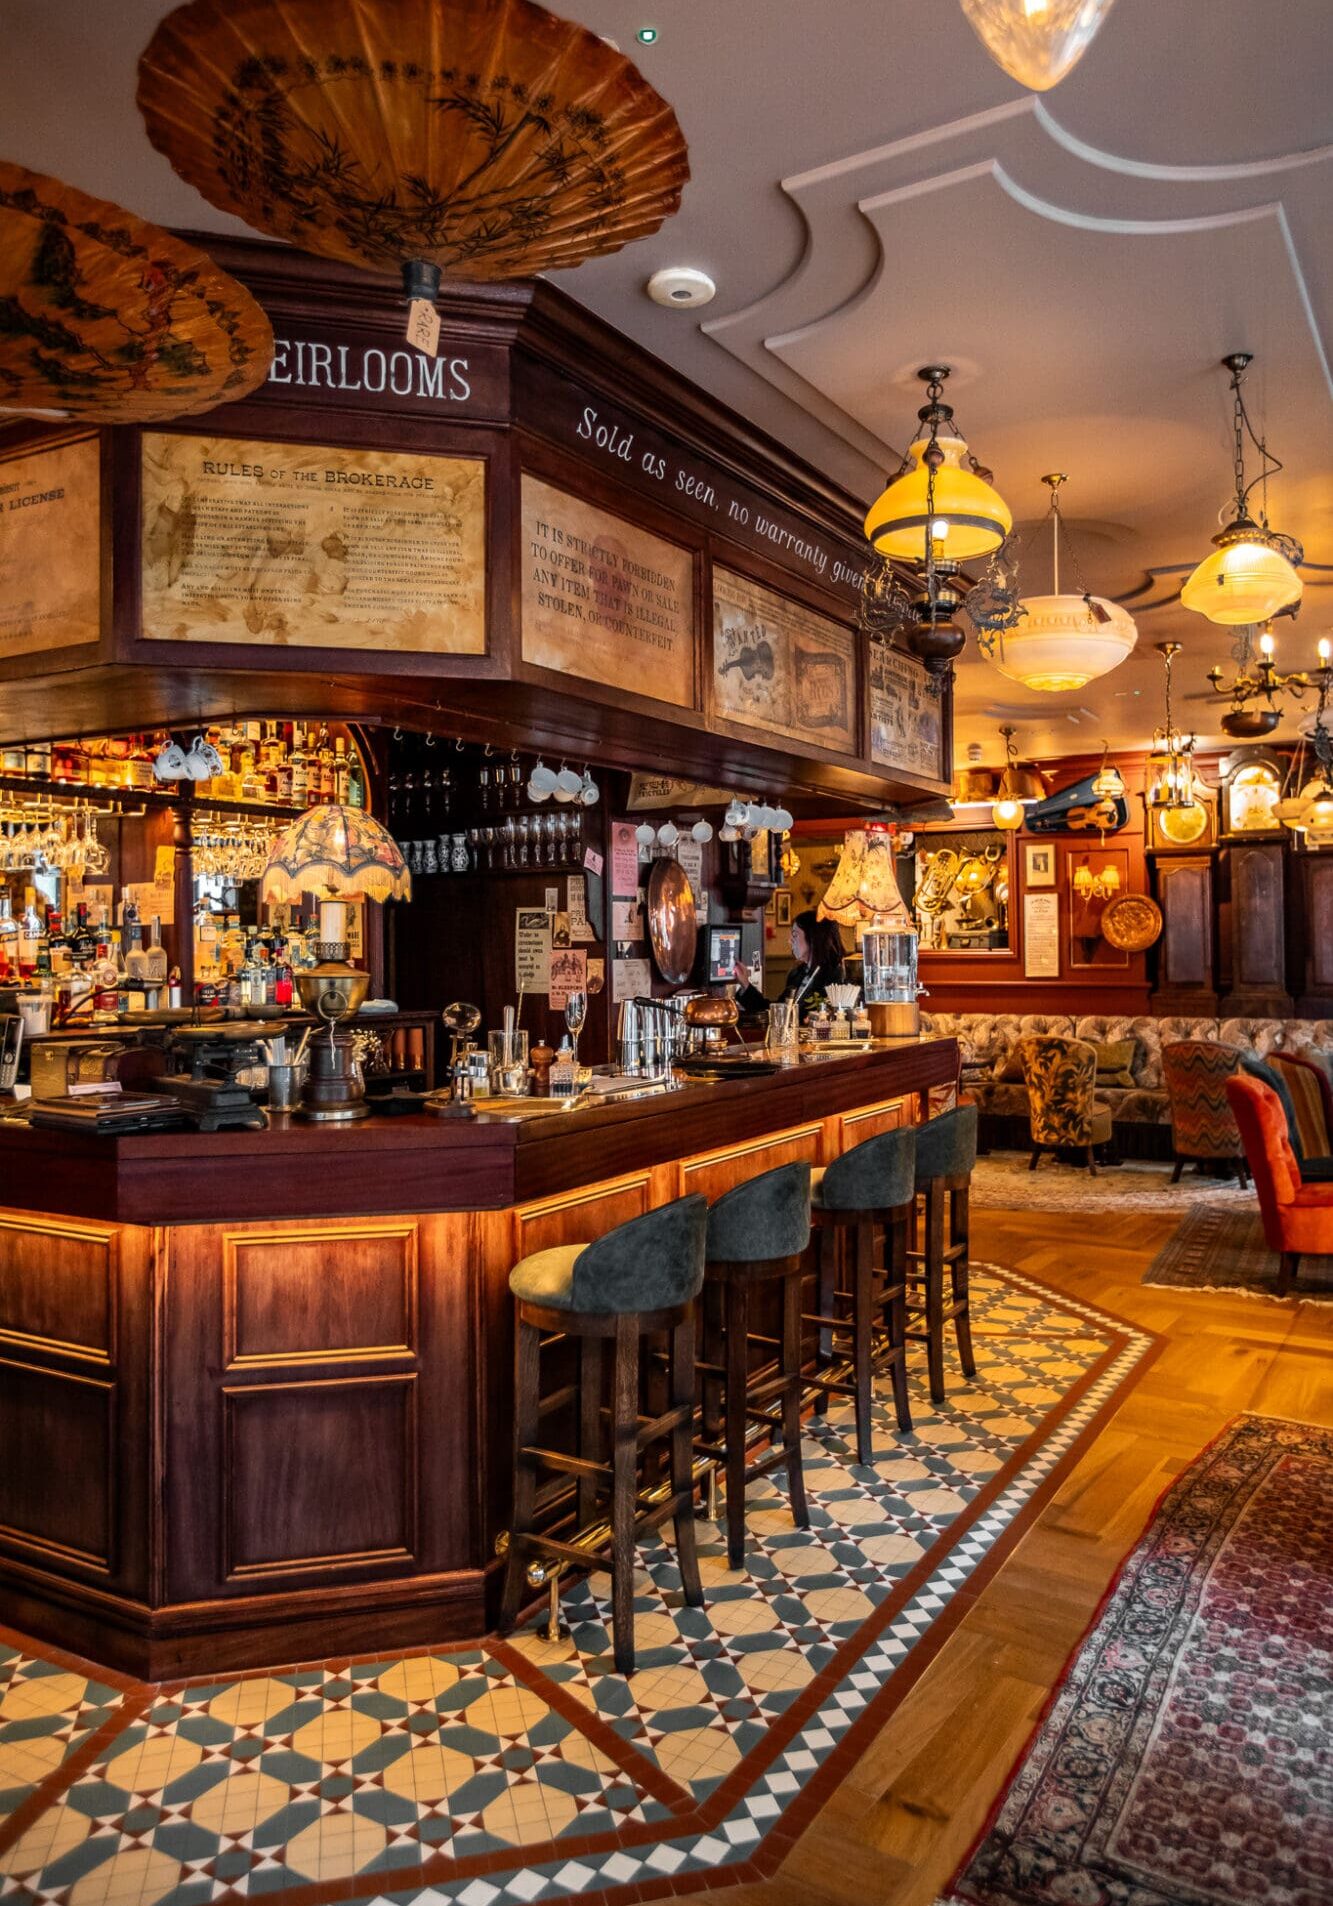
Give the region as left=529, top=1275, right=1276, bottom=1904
left=0, top=1658, right=126, bottom=1817
left=0, top=1266, right=1155, bottom=1906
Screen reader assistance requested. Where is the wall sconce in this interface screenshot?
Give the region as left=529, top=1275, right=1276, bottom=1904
left=1073, top=861, right=1121, bottom=902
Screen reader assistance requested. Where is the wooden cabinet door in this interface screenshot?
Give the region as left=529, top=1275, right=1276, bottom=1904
left=1151, top=855, right=1216, bottom=1010
left=1223, top=842, right=1291, bottom=1015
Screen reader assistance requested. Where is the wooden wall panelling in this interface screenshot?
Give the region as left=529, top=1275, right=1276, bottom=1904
left=165, top=1218, right=452, bottom=1603
left=1297, top=851, right=1333, bottom=1014
left=1150, top=854, right=1217, bottom=1012
left=837, top=1096, right=914, bottom=1148
left=0, top=1210, right=151, bottom=1598
left=680, top=1124, right=825, bottom=1205
left=1220, top=841, right=1292, bottom=1017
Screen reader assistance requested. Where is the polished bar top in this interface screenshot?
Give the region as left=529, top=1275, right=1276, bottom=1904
left=0, top=1038, right=957, bottom=1225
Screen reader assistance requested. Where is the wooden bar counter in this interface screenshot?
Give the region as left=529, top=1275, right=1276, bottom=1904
left=0, top=1038, right=956, bottom=1677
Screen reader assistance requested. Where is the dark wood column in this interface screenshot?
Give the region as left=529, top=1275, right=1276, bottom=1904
left=1221, top=841, right=1292, bottom=1017
left=1150, top=854, right=1217, bottom=1013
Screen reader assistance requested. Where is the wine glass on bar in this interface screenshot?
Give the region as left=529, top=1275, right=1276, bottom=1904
left=564, top=990, right=587, bottom=1068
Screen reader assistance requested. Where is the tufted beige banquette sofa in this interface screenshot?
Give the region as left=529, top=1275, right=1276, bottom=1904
left=922, top=1011, right=1333, bottom=1157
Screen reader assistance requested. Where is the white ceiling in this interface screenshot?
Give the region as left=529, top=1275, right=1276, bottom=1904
left=3, top=0, right=1331, bottom=767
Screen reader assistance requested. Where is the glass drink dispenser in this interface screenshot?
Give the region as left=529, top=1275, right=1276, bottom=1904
left=861, top=925, right=923, bottom=1038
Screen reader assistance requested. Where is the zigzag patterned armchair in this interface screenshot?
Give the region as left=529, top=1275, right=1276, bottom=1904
left=1017, top=1035, right=1114, bottom=1176
left=1161, top=1041, right=1249, bottom=1186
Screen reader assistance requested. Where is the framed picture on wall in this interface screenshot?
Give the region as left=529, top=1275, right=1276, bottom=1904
left=1024, top=842, right=1056, bottom=888
left=775, top=890, right=792, bottom=927
left=1023, top=891, right=1060, bottom=978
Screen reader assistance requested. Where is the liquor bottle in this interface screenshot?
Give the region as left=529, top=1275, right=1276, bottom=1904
left=24, top=740, right=51, bottom=780
left=347, top=750, right=366, bottom=810
left=32, top=899, right=52, bottom=980
left=143, top=917, right=168, bottom=991
left=18, top=891, right=42, bottom=974
left=316, top=725, right=334, bottom=802
left=0, top=894, right=19, bottom=978
left=333, top=735, right=350, bottom=805
left=45, top=908, right=70, bottom=976
left=71, top=902, right=95, bottom=966
left=125, top=917, right=149, bottom=989
left=126, top=734, right=156, bottom=792
left=289, top=726, right=309, bottom=807
left=274, top=956, right=293, bottom=1008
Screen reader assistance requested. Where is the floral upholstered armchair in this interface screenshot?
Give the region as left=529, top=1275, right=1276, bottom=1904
left=1017, top=1034, right=1114, bottom=1175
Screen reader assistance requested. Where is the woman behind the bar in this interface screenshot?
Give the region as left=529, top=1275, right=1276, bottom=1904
left=734, top=909, right=846, bottom=1016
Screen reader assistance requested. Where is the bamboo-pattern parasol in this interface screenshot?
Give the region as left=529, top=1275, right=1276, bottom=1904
left=0, top=161, right=272, bottom=422
left=137, top=0, right=689, bottom=299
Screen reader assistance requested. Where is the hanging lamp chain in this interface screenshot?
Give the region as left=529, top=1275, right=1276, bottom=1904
left=1226, top=352, right=1284, bottom=527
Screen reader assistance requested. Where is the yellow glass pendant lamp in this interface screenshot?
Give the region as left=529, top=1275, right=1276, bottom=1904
left=864, top=367, right=1011, bottom=564
left=1181, top=353, right=1304, bottom=628
left=1180, top=528, right=1304, bottom=626
left=959, top=0, right=1119, bottom=91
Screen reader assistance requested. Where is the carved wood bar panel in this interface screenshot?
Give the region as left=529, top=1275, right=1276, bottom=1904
left=0, top=1043, right=954, bottom=1676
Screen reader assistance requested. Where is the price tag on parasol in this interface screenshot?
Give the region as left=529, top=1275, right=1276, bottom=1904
left=406, top=298, right=440, bottom=357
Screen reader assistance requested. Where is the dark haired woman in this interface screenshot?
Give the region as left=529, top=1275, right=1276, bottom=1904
left=733, top=909, right=846, bottom=1015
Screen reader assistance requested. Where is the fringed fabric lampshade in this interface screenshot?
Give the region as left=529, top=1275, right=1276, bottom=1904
left=137, top=0, right=689, bottom=287
left=0, top=161, right=271, bottom=422
left=262, top=805, right=411, bottom=905
left=818, top=825, right=915, bottom=932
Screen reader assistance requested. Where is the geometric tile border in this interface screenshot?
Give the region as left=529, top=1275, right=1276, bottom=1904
left=0, top=1266, right=1159, bottom=1906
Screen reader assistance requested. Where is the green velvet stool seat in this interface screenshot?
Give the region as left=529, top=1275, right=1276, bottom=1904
left=906, top=1103, right=978, bottom=1404
left=805, top=1125, right=917, bottom=1464
left=696, top=1162, right=813, bottom=1569
left=499, top=1194, right=708, bottom=1677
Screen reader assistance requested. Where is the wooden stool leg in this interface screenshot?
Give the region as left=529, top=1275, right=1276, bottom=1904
left=812, top=1225, right=835, bottom=1413
left=699, top=1280, right=723, bottom=1441
left=852, top=1217, right=874, bottom=1466
left=950, top=1184, right=976, bottom=1379
left=670, top=1310, right=704, bottom=1606
left=610, top=1312, right=639, bottom=1677
left=724, top=1277, right=750, bottom=1569
left=782, top=1267, right=809, bottom=1531
left=500, top=1311, right=542, bottom=1633
left=925, top=1180, right=946, bottom=1405
left=1086, top=1144, right=1098, bottom=1178
left=579, top=1336, right=603, bottom=1529
left=1029, top=1146, right=1042, bottom=1172
left=888, top=1208, right=912, bottom=1433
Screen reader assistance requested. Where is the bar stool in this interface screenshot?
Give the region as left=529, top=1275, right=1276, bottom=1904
left=498, top=1195, right=708, bottom=1677
left=696, top=1162, right=812, bottom=1569
left=907, top=1103, right=978, bottom=1403
left=805, top=1125, right=916, bottom=1464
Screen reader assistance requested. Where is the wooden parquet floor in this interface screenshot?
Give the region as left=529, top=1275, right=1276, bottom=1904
left=687, top=1202, right=1333, bottom=1906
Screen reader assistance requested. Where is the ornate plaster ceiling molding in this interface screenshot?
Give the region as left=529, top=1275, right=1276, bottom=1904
left=703, top=96, right=1333, bottom=476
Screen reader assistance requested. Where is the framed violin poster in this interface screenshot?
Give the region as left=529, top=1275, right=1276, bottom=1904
left=711, top=567, right=857, bottom=756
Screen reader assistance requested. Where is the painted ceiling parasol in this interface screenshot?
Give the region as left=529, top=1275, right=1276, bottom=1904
left=0, top=161, right=272, bottom=423
left=137, top=0, right=690, bottom=327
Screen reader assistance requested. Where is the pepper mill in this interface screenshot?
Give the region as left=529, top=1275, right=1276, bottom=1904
left=529, top=1041, right=555, bottom=1096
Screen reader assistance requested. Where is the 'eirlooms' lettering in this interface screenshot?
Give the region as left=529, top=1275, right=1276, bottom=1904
left=267, top=338, right=472, bottom=404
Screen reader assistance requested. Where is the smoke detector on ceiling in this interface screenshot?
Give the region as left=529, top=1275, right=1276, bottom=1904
left=646, top=266, right=716, bottom=310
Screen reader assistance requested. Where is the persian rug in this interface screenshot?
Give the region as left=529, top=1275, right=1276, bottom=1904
left=942, top=1414, right=1333, bottom=1906
left=1144, top=1204, right=1333, bottom=1301
left=0, top=1267, right=1155, bottom=1906
left=972, top=1153, right=1254, bottom=1214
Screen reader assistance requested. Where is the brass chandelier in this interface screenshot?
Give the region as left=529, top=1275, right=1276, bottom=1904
left=1205, top=624, right=1319, bottom=739
left=859, top=366, right=1011, bottom=680
left=1146, top=641, right=1197, bottom=812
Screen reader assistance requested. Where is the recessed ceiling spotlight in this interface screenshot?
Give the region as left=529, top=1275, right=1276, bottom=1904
left=646, top=265, right=716, bottom=309
left=636, top=26, right=659, bottom=44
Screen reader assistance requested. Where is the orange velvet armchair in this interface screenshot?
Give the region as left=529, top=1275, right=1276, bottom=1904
left=1225, top=1072, right=1333, bottom=1295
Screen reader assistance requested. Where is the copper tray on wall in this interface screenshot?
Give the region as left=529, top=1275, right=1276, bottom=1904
left=647, top=856, right=698, bottom=985
left=1100, top=892, right=1163, bottom=952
